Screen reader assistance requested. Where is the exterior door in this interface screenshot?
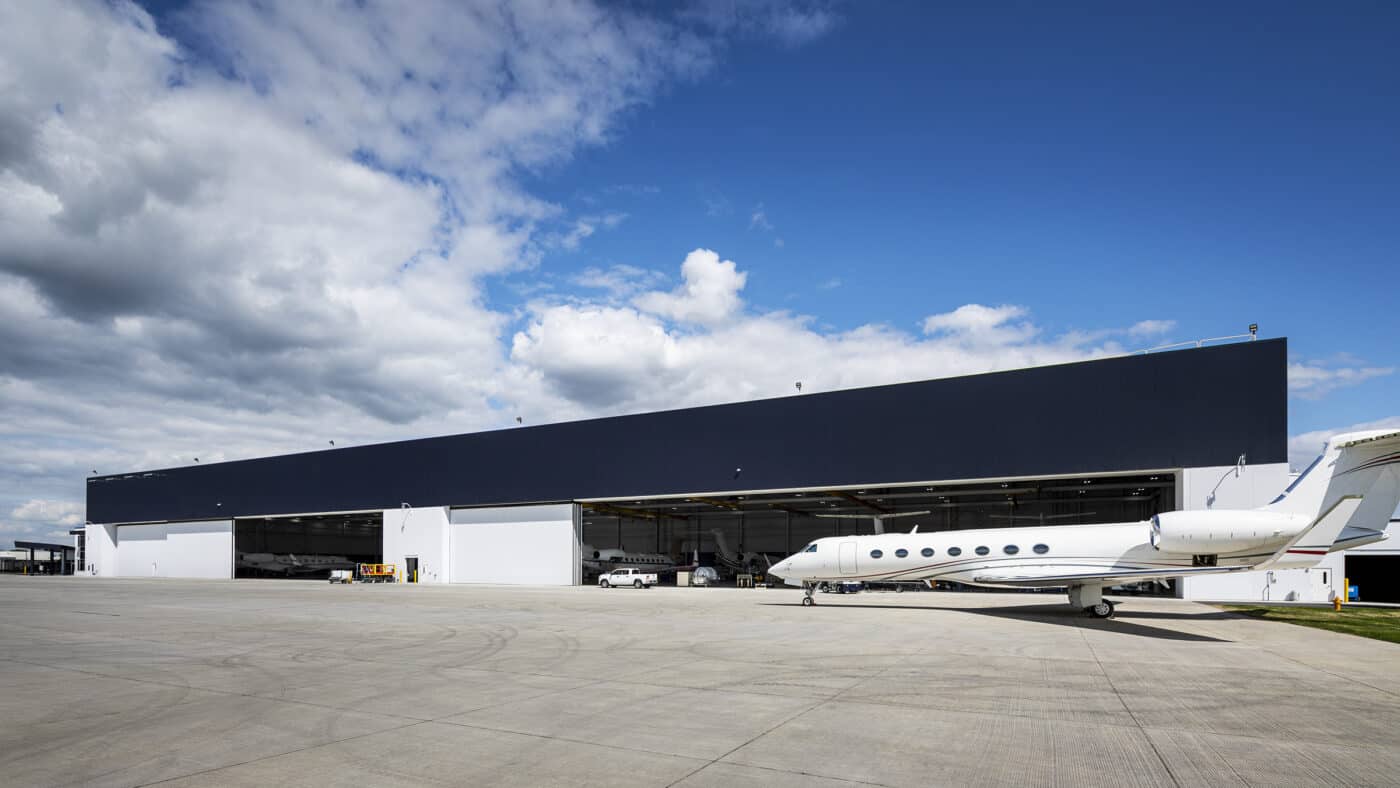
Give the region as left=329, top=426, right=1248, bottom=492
left=1313, top=567, right=1333, bottom=601
left=838, top=541, right=857, bottom=575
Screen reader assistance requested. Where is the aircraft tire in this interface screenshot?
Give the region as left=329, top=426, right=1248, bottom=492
left=1088, top=602, right=1113, bottom=618
left=801, top=596, right=814, bottom=606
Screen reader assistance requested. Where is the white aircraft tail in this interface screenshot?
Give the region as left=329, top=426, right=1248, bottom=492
left=1262, top=429, right=1400, bottom=556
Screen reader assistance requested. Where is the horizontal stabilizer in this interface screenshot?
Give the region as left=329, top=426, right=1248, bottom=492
left=1328, top=526, right=1389, bottom=552
left=972, top=565, right=1252, bottom=587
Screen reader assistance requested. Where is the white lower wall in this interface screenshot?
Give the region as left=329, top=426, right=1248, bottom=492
left=449, top=504, right=579, bottom=585
left=85, top=523, right=118, bottom=577
left=1178, top=462, right=1291, bottom=512
left=381, top=506, right=450, bottom=584
left=105, top=521, right=234, bottom=579
left=1183, top=554, right=1343, bottom=602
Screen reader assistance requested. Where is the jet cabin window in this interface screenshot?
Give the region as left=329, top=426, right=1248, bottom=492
left=1004, top=545, right=1019, bottom=555
left=895, top=549, right=908, bottom=558
left=804, top=544, right=818, bottom=553
left=975, top=546, right=990, bottom=556
left=921, top=548, right=934, bottom=557
left=1033, top=544, right=1049, bottom=554
left=870, top=550, right=883, bottom=559
left=948, top=547, right=962, bottom=556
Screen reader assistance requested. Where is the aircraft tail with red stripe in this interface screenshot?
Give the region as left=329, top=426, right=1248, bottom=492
left=1260, top=429, right=1400, bottom=566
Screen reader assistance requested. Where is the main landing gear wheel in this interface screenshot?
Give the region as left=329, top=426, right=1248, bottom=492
left=801, top=595, right=815, bottom=606
left=1087, top=601, right=1115, bottom=618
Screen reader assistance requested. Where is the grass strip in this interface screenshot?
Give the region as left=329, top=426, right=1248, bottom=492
left=1221, top=604, right=1400, bottom=645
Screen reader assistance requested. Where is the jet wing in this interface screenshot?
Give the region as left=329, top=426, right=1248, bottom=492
left=971, top=565, right=1254, bottom=587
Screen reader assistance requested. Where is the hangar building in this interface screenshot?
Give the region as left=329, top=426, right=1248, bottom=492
left=80, top=337, right=1382, bottom=602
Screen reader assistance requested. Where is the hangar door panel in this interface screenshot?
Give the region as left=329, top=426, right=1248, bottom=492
left=163, top=521, right=233, bottom=578
left=116, top=524, right=165, bottom=577
left=450, top=504, right=578, bottom=585
left=114, top=521, right=233, bottom=578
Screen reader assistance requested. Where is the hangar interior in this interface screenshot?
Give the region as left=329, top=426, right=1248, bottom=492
left=580, top=471, right=1177, bottom=592
left=233, top=513, right=382, bottom=579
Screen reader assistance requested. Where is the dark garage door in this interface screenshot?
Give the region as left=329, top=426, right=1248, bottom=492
left=1345, top=555, right=1400, bottom=603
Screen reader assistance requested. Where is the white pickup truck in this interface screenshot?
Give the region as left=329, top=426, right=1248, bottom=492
left=598, top=568, right=658, bottom=589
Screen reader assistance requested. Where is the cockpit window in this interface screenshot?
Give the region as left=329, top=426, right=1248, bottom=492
left=804, top=544, right=818, bottom=553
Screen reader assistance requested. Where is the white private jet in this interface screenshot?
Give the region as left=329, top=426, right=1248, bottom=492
left=769, top=429, right=1400, bottom=616
left=580, top=544, right=691, bottom=575
left=237, top=552, right=357, bottom=576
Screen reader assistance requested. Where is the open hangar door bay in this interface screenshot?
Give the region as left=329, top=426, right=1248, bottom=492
left=234, top=512, right=382, bottom=579
left=1346, top=554, right=1400, bottom=603
left=580, top=471, right=1178, bottom=591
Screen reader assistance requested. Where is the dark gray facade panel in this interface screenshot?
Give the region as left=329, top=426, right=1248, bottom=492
left=88, top=339, right=1287, bottom=524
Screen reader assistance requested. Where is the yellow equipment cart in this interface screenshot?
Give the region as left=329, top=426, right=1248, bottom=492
left=357, top=563, right=397, bottom=583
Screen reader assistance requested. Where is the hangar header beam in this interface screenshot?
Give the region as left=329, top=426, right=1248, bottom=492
left=88, top=339, right=1287, bottom=525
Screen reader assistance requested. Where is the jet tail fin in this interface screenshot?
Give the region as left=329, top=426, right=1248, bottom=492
left=1264, top=429, right=1400, bottom=539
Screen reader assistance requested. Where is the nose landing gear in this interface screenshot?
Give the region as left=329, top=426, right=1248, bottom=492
left=801, top=581, right=816, bottom=606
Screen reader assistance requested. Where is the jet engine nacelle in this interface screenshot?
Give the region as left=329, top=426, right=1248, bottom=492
left=1150, top=510, right=1309, bottom=554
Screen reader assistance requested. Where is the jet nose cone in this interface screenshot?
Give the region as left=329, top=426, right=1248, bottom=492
left=770, top=559, right=791, bottom=578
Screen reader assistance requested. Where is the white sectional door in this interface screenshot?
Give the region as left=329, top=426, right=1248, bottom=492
left=449, top=504, right=578, bottom=585
left=114, top=521, right=232, bottom=579
left=115, top=524, right=165, bottom=577
left=163, top=522, right=234, bottom=578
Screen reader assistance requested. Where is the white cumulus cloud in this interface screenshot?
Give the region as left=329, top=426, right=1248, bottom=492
left=1129, top=319, right=1176, bottom=337
left=633, top=248, right=748, bottom=326
left=508, top=251, right=1137, bottom=415
left=922, top=304, right=1038, bottom=346
left=1288, top=360, right=1394, bottom=400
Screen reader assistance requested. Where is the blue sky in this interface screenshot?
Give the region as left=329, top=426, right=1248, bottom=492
left=0, top=1, right=1396, bottom=543
left=510, top=1, right=1398, bottom=435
